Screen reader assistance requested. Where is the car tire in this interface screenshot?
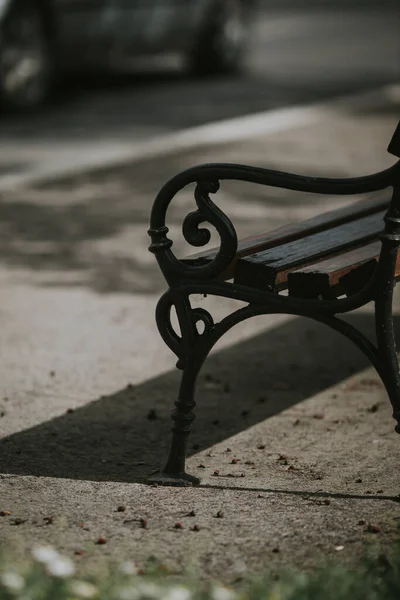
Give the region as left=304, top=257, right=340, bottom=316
left=0, top=1, right=55, bottom=112
left=189, top=0, right=250, bottom=75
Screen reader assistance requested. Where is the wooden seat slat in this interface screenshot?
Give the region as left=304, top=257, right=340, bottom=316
left=184, top=191, right=389, bottom=280
left=234, top=210, right=386, bottom=291
left=288, top=241, right=381, bottom=298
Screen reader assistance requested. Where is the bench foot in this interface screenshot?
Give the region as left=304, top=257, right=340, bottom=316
left=148, top=471, right=201, bottom=487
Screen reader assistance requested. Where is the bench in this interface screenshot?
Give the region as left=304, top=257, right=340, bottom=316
left=148, top=120, right=400, bottom=487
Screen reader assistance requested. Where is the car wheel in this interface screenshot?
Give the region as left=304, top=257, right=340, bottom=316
left=189, top=0, right=250, bottom=75
left=0, top=1, right=54, bottom=112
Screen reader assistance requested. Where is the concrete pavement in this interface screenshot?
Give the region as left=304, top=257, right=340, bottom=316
left=0, top=89, right=400, bottom=581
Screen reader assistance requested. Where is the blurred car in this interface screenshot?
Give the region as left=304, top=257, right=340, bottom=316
left=0, top=0, right=255, bottom=111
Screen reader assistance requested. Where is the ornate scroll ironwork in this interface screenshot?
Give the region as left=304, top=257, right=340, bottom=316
left=148, top=125, right=400, bottom=486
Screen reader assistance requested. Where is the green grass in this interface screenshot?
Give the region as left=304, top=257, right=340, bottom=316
left=1, top=539, right=400, bottom=600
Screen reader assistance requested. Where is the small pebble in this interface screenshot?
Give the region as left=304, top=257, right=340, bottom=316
left=225, top=448, right=232, bottom=453
left=215, top=511, right=224, bottom=519
left=66, top=408, right=74, bottom=414
left=74, top=550, right=85, bottom=556
left=231, top=458, right=240, bottom=464
left=174, top=522, right=183, bottom=529
left=213, top=470, right=220, bottom=476
left=323, top=499, right=331, bottom=505
left=335, top=546, right=344, bottom=552
left=191, top=525, right=201, bottom=532
left=257, top=444, right=266, bottom=450
left=355, top=478, right=363, bottom=483
left=117, top=505, right=127, bottom=512
left=96, top=537, right=107, bottom=545
left=0, top=511, right=12, bottom=516
left=147, top=409, right=158, bottom=421
left=187, top=510, right=196, bottom=517
left=140, top=518, right=148, bottom=529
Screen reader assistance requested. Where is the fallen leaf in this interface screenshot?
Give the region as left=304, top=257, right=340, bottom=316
left=366, top=524, right=381, bottom=533
left=272, top=381, right=291, bottom=390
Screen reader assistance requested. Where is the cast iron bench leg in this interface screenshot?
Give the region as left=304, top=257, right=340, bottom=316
left=375, top=183, right=400, bottom=431
left=148, top=291, right=212, bottom=486
left=148, top=365, right=201, bottom=486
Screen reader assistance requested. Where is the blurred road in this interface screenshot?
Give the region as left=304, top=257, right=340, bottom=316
left=1, top=4, right=398, bottom=186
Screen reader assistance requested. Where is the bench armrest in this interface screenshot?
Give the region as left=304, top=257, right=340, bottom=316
left=148, top=161, right=399, bottom=285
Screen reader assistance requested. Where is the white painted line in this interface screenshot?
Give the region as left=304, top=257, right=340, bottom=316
left=0, top=83, right=398, bottom=192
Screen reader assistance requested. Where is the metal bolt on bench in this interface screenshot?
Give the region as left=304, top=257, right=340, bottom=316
left=148, top=121, right=400, bottom=487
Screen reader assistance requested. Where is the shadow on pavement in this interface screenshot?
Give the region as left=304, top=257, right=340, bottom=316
left=0, top=312, right=397, bottom=484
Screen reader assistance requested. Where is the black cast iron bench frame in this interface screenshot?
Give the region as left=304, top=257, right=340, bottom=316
left=148, top=121, right=400, bottom=487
